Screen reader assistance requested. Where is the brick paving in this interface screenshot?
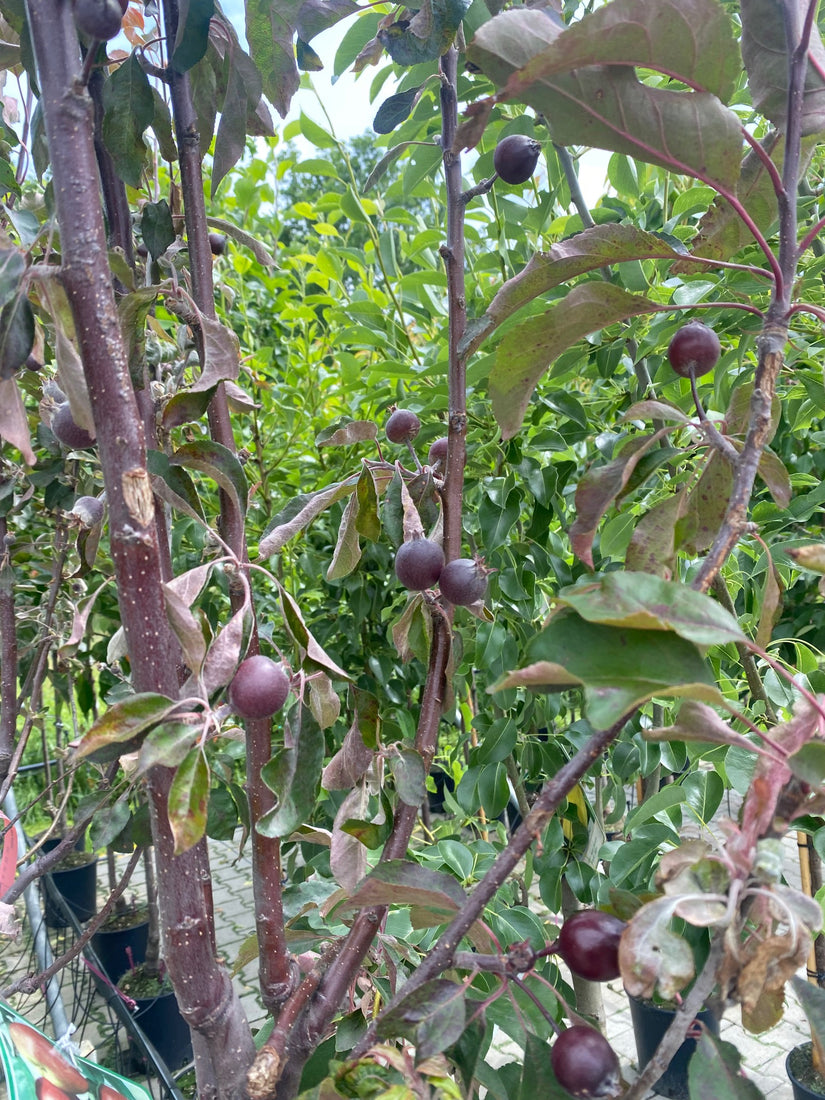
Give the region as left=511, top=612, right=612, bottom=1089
left=0, top=827, right=816, bottom=1098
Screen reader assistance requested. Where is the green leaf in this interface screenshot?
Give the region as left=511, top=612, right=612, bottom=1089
left=497, top=609, right=716, bottom=729
left=376, top=979, right=466, bottom=1059
left=101, top=53, right=154, bottom=189
left=681, top=769, right=724, bottom=825
left=327, top=493, right=361, bottom=580
left=364, top=142, right=421, bottom=192
left=75, top=693, right=177, bottom=762
left=0, top=295, right=33, bottom=379
left=792, top=975, right=825, bottom=1055
left=373, top=87, right=422, bottom=134
left=557, top=572, right=746, bottom=647
left=147, top=448, right=205, bottom=521
left=172, top=0, right=214, bottom=71
left=0, top=250, right=25, bottom=310
left=150, top=87, right=178, bottom=163
left=378, top=0, right=472, bottom=64
left=168, top=747, right=210, bottom=854
left=688, top=1030, right=767, bottom=1099
left=788, top=742, right=825, bottom=787
left=354, top=464, right=380, bottom=541
left=162, top=386, right=217, bottom=431
left=259, top=705, right=325, bottom=838
left=336, top=859, right=467, bottom=919
left=278, top=583, right=351, bottom=680
left=468, top=10, right=743, bottom=191
left=489, top=282, right=661, bottom=439
left=141, top=200, right=176, bottom=261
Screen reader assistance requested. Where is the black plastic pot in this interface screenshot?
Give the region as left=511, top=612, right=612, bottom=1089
left=42, top=853, right=98, bottom=927
left=125, top=982, right=193, bottom=1072
left=787, top=1043, right=825, bottom=1099
left=91, top=912, right=149, bottom=984
left=628, top=995, right=720, bottom=1100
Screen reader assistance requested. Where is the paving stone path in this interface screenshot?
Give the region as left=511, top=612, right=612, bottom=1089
left=0, top=827, right=815, bottom=1098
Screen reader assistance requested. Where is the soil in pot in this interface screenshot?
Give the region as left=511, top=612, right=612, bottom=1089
left=42, top=852, right=98, bottom=927
left=91, top=906, right=150, bottom=985
left=788, top=1043, right=825, bottom=1100
left=628, top=995, right=720, bottom=1100
left=119, top=965, right=193, bottom=1073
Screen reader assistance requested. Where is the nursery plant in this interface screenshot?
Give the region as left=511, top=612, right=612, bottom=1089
left=3, top=2, right=825, bottom=1100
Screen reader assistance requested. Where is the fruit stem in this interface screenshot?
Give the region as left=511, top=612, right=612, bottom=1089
left=689, top=371, right=738, bottom=464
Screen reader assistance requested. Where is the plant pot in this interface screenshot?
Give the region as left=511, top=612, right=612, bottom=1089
left=787, top=1043, right=825, bottom=1099
left=628, top=994, right=720, bottom=1100
left=90, top=909, right=150, bottom=984
left=41, top=852, right=98, bottom=928
left=119, top=968, right=193, bottom=1073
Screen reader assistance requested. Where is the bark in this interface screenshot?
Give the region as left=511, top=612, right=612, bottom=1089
left=23, top=5, right=254, bottom=1095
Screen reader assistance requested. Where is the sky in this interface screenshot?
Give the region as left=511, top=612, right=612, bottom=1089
left=218, top=0, right=609, bottom=206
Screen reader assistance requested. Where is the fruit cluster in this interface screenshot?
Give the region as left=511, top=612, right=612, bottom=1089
left=548, top=910, right=626, bottom=1097
left=385, top=409, right=487, bottom=606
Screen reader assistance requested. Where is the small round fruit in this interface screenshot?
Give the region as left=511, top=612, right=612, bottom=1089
left=551, top=1026, right=620, bottom=1098
left=427, top=437, right=448, bottom=466
left=71, top=495, right=104, bottom=527
left=493, top=134, right=541, bottom=185
left=209, top=232, right=227, bottom=256
left=386, top=409, right=421, bottom=444
left=228, top=656, right=290, bottom=720
left=439, top=558, right=487, bottom=606
left=25, top=354, right=43, bottom=372
left=395, top=538, right=445, bottom=591
left=556, top=909, right=625, bottom=983
left=667, top=321, right=721, bottom=379
left=72, top=0, right=124, bottom=39
left=51, top=403, right=95, bottom=449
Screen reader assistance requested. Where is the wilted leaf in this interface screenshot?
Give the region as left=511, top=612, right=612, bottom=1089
left=468, top=10, right=743, bottom=190
left=279, top=584, right=351, bottom=680
left=316, top=419, right=378, bottom=447
left=378, top=0, right=471, bottom=64
left=142, top=199, right=176, bottom=260
left=308, top=673, right=341, bottom=729
left=171, top=440, right=248, bottom=515
left=259, top=478, right=358, bottom=557
left=625, top=490, right=685, bottom=577
left=787, top=741, right=825, bottom=787
left=755, top=553, right=783, bottom=649
left=0, top=379, right=34, bottom=465
left=505, top=0, right=740, bottom=105
left=570, top=433, right=666, bottom=567
left=196, top=604, right=251, bottom=698
left=169, top=747, right=209, bottom=854
left=323, top=719, right=374, bottom=789
left=687, top=1031, right=765, bottom=1100
left=259, top=704, right=325, bottom=837
left=619, top=896, right=695, bottom=999
left=391, top=593, right=432, bottom=664
left=647, top=700, right=755, bottom=754
left=0, top=295, right=33, bottom=378
left=741, top=0, right=825, bottom=135
left=376, top=979, right=466, bottom=1059
left=331, top=784, right=370, bottom=893
left=558, top=572, right=746, bottom=647
left=336, top=859, right=467, bottom=919
left=206, top=216, right=276, bottom=266
left=391, top=749, right=427, bottom=807
left=327, top=492, right=361, bottom=581
left=489, top=282, right=661, bottom=439
left=245, top=0, right=303, bottom=117
left=74, top=693, right=178, bottom=762
left=463, top=226, right=693, bottom=360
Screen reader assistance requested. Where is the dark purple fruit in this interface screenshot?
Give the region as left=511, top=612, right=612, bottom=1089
left=228, top=656, right=290, bottom=720
left=395, top=537, right=444, bottom=591
left=51, top=403, right=95, bottom=449
left=25, top=354, right=43, bottom=372
left=427, top=437, right=448, bottom=466
left=667, top=321, right=721, bottom=379
left=493, top=134, right=541, bottom=185
left=439, top=558, right=487, bottom=606
left=71, top=496, right=104, bottom=527
left=557, top=909, right=625, bottom=983
left=72, top=0, right=124, bottom=39
left=209, top=232, right=227, bottom=256
left=551, top=1026, right=620, bottom=1098
left=386, top=408, right=421, bottom=444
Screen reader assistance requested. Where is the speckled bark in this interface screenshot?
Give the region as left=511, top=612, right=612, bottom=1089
left=24, top=3, right=254, bottom=1094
